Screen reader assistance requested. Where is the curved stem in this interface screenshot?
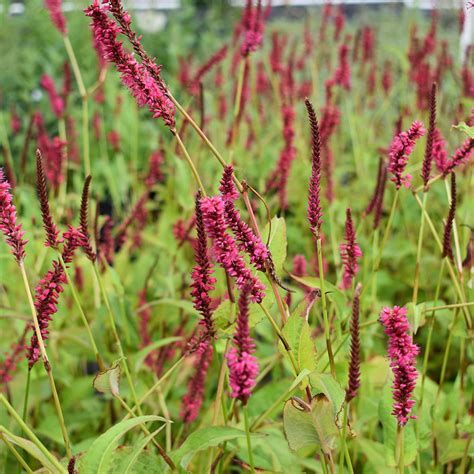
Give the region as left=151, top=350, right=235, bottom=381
left=243, top=404, right=255, bottom=473
left=412, top=191, right=427, bottom=306
left=18, top=263, right=72, bottom=458
left=173, top=130, right=206, bottom=195
left=316, top=237, right=336, bottom=377
left=57, top=254, right=105, bottom=371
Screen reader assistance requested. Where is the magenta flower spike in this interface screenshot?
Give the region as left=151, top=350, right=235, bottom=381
left=45, top=0, right=67, bottom=35
left=227, top=285, right=259, bottom=405
left=85, top=0, right=175, bottom=129
left=200, top=195, right=265, bottom=303
left=432, top=128, right=448, bottom=174
left=27, top=227, right=87, bottom=368
left=388, top=121, right=426, bottom=189
left=305, top=99, right=323, bottom=238
left=191, top=192, right=217, bottom=338
left=346, top=284, right=361, bottom=402
left=40, top=74, right=65, bottom=119
left=339, top=208, right=362, bottom=290
left=219, top=166, right=268, bottom=271
left=0, top=168, right=28, bottom=264
left=379, top=306, right=419, bottom=426
left=443, top=138, right=474, bottom=176
left=180, top=340, right=213, bottom=423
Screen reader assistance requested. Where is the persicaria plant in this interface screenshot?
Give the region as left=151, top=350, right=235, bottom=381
left=1, top=2, right=473, bottom=473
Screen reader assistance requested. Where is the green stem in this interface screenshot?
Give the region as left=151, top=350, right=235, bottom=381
left=241, top=187, right=288, bottom=324
left=0, top=431, right=34, bottom=473
left=124, top=356, right=185, bottom=419
left=18, top=263, right=72, bottom=458
left=91, top=263, right=142, bottom=415
left=373, top=189, right=399, bottom=273
left=173, top=130, right=206, bottom=196
left=258, top=303, right=299, bottom=375
left=0, top=395, right=67, bottom=474
left=22, top=369, right=31, bottom=422
left=316, top=237, right=336, bottom=377
left=57, top=254, right=105, bottom=370
left=397, top=425, right=405, bottom=474
left=412, top=191, right=427, bottom=306
left=338, top=403, right=350, bottom=472
left=63, top=35, right=90, bottom=177
left=436, top=307, right=460, bottom=401
left=243, top=404, right=255, bottom=474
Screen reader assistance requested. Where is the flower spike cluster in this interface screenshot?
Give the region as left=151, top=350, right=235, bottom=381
left=421, top=83, right=437, bottom=187
left=190, top=192, right=217, bottom=338
left=40, top=74, right=65, bottom=119
left=219, top=166, right=269, bottom=271
left=339, top=208, right=362, bottom=290
left=442, top=173, right=456, bottom=259
left=36, top=150, right=61, bottom=249
left=180, top=340, right=213, bottom=423
left=0, top=168, right=27, bottom=264
left=85, top=0, right=175, bottom=129
left=45, top=0, right=67, bottom=35
left=443, top=138, right=474, bottom=176
left=305, top=99, right=323, bottom=237
left=200, top=196, right=265, bottom=303
left=379, top=306, right=419, bottom=426
left=346, top=284, right=361, bottom=402
left=227, top=285, right=259, bottom=404
left=27, top=227, right=87, bottom=368
left=388, top=120, right=426, bottom=189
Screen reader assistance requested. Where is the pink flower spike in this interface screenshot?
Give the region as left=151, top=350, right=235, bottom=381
left=388, top=120, right=426, bottom=189
left=180, top=340, right=213, bottom=423
left=200, top=196, right=265, bottom=303
left=45, top=0, right=67, bottom=35
left=219, top=166, right=269, bottom=271
left=227, top=285, right=259, bottom=405
left=0, top=168, right=28, bottom=264
left=40, top=74, right=65, bottom=119
left=379, top=306, right=419, bottom=426
left=339, top=208, right=362, bottom=290
left=84, top=0, right=175, bottom=129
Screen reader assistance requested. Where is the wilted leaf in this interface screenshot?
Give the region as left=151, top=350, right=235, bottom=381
left=93, top=359, right=122, bottom=397
left=283, top=394, right=340, bottom=454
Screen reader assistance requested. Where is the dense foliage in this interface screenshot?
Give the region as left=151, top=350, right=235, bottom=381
left=0, top=1, right=473, bottom=473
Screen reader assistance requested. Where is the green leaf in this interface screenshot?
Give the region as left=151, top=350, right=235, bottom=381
left=0, top=428, right=60, bottom=472
left=131, top=337, right=183, bottom=372
left=357, top=439, right=392, bottom=472
left=309, top=373, right=345, bottom=424
left=172, top=426, right=261, bottom=469
left=279, top=300, right=317, bottom=379
left=80, top=416, right=169, bottom=473
left=283, top=394, right=340, bottom=454
left=439, top=439, right=474, bottom=464
left=378, top=382, right=417, bottom=467
left=119, top=426, right=167, bottom=473
left=452, top=121, right=474, bottom=139
left=264, top=216, right=287, bottom=276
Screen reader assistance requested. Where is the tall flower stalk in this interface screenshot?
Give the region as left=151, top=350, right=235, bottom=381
left=305, top=98, right=336, bottom=377
left=380, top=306, right=419, bottom=472
left=0, top=167, right=72, bottom=457
left=413, top=84, right=436, bottom=306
